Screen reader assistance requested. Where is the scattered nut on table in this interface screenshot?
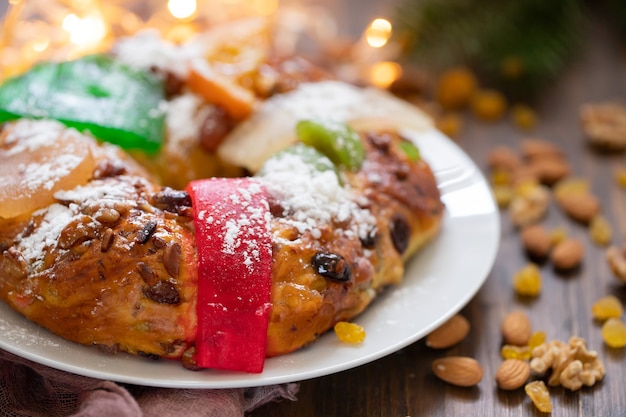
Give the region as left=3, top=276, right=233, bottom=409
left=426, top=314, right=471, bottom=349
left=432, top=356, right=483, bottom=387
left=501, top=310, right=532, bottom=346
left=580, top=102, right=626, bottom=151
left=551, top=238, right=585, bottom=270
left=530, top=337, right=605, bottom=391
left=495, top=359, right=531, bottom=390
left=557, top=193, right=601, bottom=224
left=520, top=224, right=552, bottom=259
left=509, top=183, right=551, bottom=227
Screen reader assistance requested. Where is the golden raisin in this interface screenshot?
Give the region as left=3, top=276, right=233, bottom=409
left=513, top=263, right=542, bottom=297
left=491, top=169, right=513, bottom=186
left=528, top=331, right=547, bottom=349
left=549, top=227, right=568, bottom=246
left=615, top=168, right=626, bottom=188
left=589, top=215, right=612, bottom=246
left=436, top=67, right=477, bottom=110
left=592, top=295, right=624, bottom=321
left=436, top=113, right=463, bottom=139
left=514, top=179, right=540, bottom=197
left=601, top=318, right=626, bottom=348
left=471, top=89, right=507, bottom=122
left=492, top=185, right=514, bottom=209
left=501, top=344, right=531, bottom=360
left=334, top=321, right=366, bottom=344
left=525, top=380, right=553, bottom=412
left=511, top=104, right=537, bottom=131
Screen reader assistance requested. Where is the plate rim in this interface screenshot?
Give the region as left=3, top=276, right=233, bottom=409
left=0, top=128, right=500, bottom=389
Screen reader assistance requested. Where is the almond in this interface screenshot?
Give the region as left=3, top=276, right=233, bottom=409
left=426, top=314, right=471, bottom=349
left=487, top=146, right=521, bottom=172
left=557, top=193, right=601, bottom=224
left=520, top=139, right=563, bottom=160
left=501, top=310, right=532, bottom=346
left=520, top=224, right=552, bottom=259
left=551, top=238, right=585, bottom=270
left=526, top=156, right=571, bottom=186
left=432, top=356, right=483, bottom=387
left=495, top=359, right=531, bottom=390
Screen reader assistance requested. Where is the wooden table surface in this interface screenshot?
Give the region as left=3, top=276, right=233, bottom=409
left=250, top=15, right=626, bottom=417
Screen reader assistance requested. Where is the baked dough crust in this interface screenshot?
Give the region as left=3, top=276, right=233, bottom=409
left=0, top=118, right=443, bottom=366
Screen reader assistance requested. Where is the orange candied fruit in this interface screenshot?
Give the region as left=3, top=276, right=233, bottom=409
left=334, top=321, right=366, bottom=344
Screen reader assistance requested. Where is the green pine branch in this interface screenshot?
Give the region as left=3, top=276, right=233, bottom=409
left=393, top=0, right=585, bottom=99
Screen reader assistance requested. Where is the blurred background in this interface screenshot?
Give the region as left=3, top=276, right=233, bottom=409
left=0, top=0, right=625, bottom=142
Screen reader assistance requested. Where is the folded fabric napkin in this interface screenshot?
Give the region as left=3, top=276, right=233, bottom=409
left=0, top=349, right=298, bottom=417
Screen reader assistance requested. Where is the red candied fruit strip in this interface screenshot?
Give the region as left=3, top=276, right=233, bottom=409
left=186, top=177, right=272, bottom=373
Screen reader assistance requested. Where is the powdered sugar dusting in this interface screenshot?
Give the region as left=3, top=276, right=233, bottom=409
left=194, top=179, right=272, bottom=273
left=12, top=154, right=83, bottom=192
left=259, top=152, right=376, bottom=240
left=218, top=181, right=271, bottom=271
left=54, top=177, right=142, bottom=205
left=112, top=30, right=203, bottom=78
left=3, top=119, right=67, bottom=156
left=15, top=203, right=76, bottom=270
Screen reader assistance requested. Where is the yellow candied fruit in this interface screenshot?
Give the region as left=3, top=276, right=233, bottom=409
left=528, top=331, right=547, bottom=349
left=436, top=67, right=477, bottom=110
left=513, top=263, right=542, bottom=297
left=601, top=318, right=626, bottom=348
left=334, top=321, right=366, bottom=344
left=492, top=185, right=514, bottom=209
left=589, top=215, right=612, bottom=246
left=436, top=113, right=463, bottom=139
left=525, top=380, right=553, bottom=413
left=471, top=89, right=507, bottom=122
left=549, top=227, right=568, bottom=246
left=511, top=104, right=537, bottom=131
left=501, top=344, right=531, bottom=360
left=592, top=295, right=624, bottom=321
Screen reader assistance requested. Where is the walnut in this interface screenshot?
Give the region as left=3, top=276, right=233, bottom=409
left=580, top=102, right=626, bottom=151
left=530, top=337, right=605, bottom=391
left=509, top=183, right=551, bottom=227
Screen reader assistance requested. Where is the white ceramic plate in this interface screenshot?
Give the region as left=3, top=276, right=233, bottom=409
left=0, top=129, right=499, bottom=389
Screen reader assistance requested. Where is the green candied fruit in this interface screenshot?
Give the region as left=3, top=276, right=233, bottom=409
left=257, top=143, right=339, bottom=179
left=295, top=119, right=365, bottom=171
left=399, top=140, right=421, bottom=161
left=0, top=54, right=165, bottom=153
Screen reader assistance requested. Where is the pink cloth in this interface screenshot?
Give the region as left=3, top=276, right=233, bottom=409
left=0, top=349, right=298, bottom=417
